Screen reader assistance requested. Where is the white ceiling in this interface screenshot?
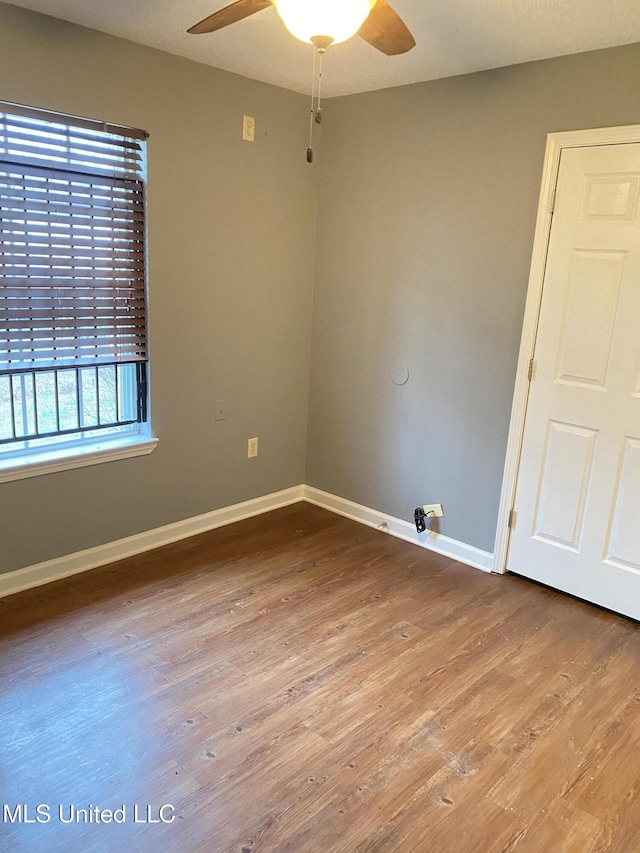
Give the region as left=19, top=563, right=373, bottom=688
left=5, top=0, right=640, bottom=97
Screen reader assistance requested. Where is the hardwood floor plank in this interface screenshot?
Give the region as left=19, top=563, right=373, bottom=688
left=352, top=738, right=512, bottom=853
left=395, top=797, right=527, bottom=853
left=488, top=642, right=640, bottom=821
left=267, top=707, right=448, bottom=853
left=591, top=781, right=640, bottom=853
left=513, top=799, right=600, bottom=853
left=482, top=609, right=630, bottom=754
left=565, top=691, right=640, bottom=820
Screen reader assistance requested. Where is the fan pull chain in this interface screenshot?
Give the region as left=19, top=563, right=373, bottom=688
left=316, top=48, right=324, bottom=125
left=306, top=44, right=329, bottom=163
left=307, top=46, right=318, bottom=164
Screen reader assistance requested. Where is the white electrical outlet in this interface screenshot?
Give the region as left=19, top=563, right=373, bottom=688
left=423, top=503, right=444, bottom=518
left=243, top=115, right=255, bottom=142
left=247, top=437, right=258, bottom=458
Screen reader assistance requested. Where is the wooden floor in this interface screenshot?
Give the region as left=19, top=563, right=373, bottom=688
left=1, top=503, right=639, bottom=852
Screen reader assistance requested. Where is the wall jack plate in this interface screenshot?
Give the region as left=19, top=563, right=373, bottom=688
left=414, top=503, right=444, bottom=533
left=423, top=503, right=445, bottom=518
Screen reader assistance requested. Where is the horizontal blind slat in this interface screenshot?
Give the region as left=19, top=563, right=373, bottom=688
left=0, top=179, right=143, bottom=194
left=0, top=138, right=142, bottom=167
left=0, top=186, right=145, bottom=209
left=1, top=280, right=145, bottom=291
left=2, top=124, right=143, bottom=154
left=1, top=337, right=146, bottom=351
left=0, top=307, right=146, bottom=315
left=1, top=257, right=145, bottom=271
left=1, top=239, right=144, bottom=255
left=0, top=326, right=147, bottom=343
left=0, top=312, right=147, bottom=328
left=0, top=155, right=140, bottom=182
left=2, top=115, right=144, bottom=151
left=1, top=337, right=148, bottom=352
left=1, top=203, right=143, bottom=215
left=2, top=247, right=144, bottom=262
left=1, top=320, right=146, bottom=332
left=0, top=101, right=147, bottom=140
left=2, top=291, right=145, bottom=306
left=1, top=212, right=144, bottom=234
left=0, top=160, right=143, bottom=190
left=0, top=197, right=144, bottom=217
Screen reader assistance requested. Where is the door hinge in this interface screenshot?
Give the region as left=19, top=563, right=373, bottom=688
left=508, top=509, right=517, bottom=530
left=550, top=189, right=557, bottom=214
left=528, top=359, right=535, bottom=382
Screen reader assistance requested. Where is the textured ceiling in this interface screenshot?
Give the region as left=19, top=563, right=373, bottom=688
left=5, top=0, right=640, bottom=97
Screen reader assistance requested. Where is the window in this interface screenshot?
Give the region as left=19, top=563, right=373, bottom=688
left=0, top=101, right=154, bottom=478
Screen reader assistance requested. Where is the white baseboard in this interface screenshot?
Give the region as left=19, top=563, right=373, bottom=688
left=0, top=485, right=304, bottom=598
left=0, top=483, right=494, bottom=599
left=302, top=486, right=494, bottom=573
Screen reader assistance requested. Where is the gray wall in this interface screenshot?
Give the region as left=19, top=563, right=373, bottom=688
left=0, top=3, right=318, bottom=574
left=306, top=43, right=640, bottom=553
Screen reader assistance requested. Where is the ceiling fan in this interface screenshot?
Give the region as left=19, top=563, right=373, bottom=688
left=187, top=0, right=416, bottom=56
left=188, top=1, right=415, bottom=162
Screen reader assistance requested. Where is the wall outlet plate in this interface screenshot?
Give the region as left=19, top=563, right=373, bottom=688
left=247, top=437, right=258, bottom=458
left=243, top=115, right=255, bottom=142
left=423, top=503, right=444, bottom=518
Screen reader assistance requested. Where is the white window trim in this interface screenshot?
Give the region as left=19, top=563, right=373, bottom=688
left=0, top=433, right=158, bottom=484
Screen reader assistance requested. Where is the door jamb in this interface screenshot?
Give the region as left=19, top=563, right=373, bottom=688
left=493, top=124, right=640, bottom=574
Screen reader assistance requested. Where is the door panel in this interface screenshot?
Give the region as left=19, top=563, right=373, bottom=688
left=582, top=173, right=640, bottom=221
left=606, top=437, right=640, bottom=573
left=556, top=250, right=624, bottom=389
left=508, top=143, right=640, bottom=620
left=533, top=420, right=597, bottom=552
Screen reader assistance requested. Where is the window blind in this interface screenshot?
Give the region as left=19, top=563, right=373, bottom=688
left=0, top=104, right=148, bottom=373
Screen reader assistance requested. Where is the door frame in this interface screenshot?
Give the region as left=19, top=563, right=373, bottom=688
left=493, top=124, right=640, bottom=574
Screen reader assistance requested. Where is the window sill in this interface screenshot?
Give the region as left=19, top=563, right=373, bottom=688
left=0, top=435, right=158, bottom=484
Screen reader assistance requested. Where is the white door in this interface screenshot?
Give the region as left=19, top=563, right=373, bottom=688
left=508, top=142, right=640, bottom=620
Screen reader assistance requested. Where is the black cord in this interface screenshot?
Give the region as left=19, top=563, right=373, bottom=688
left=414, top=507, right=439, bottom=532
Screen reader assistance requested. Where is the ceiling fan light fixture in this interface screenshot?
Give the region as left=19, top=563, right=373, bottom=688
left=273, top=0, right=377, bottom=46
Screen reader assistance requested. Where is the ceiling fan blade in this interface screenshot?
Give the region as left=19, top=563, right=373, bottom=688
left=358, top=0, right=416, bottom=55
left=188, top=0, right=272, bottom=35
